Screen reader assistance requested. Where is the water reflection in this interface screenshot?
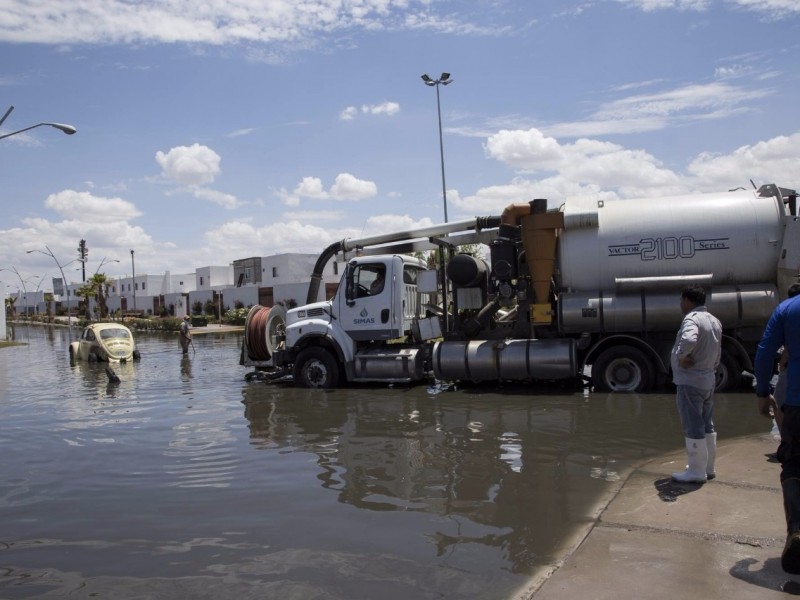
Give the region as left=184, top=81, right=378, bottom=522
left=0, top=326, right=772, bottom=600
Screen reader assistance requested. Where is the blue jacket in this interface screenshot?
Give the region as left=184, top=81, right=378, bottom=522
left=754, top=295, right=800, bottom=404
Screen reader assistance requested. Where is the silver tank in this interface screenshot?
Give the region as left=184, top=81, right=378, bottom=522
left=558, top=284, right=777, bottom=334
left=432, top=338, right=577, bottom=383
left=557, top=189, right=785, bottom=292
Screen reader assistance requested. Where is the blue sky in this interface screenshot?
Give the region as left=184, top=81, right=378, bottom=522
left=2, top=0, right=799, bottom=292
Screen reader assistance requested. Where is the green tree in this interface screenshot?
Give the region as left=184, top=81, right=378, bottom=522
left=5, top=295, right=16, bottom=317
left=78, top=273, right=113, bottom=320
left=44, top=292, right=54, bottom=321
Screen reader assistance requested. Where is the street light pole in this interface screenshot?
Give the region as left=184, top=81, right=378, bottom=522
left=131, top=250, right=136, bottom=311
left=26, top=247, right=80, bottom=335
left=421, top=72, right=453, bottom=223
left=94, top=257, right=120, bottom=276
left=0, top=267, right=31, bottom=318
left=0, top=106, right=77, bottom=140
left=31, top=275, right=46, bottom=315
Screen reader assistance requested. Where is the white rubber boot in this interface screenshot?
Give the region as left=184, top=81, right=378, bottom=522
left=706, top=432, right=717, bottom=480
left=672, top=437, right=708, bottom=483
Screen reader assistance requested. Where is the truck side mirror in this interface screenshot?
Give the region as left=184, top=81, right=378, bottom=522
left=345, top=266, right=356, bottom=306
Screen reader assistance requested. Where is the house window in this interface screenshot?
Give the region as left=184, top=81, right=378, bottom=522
left=272, top=267, right=278, bottom=277
left=333, top=262, right=339, bottom=275
left=135, top=283, right=139, bottom=291
left=179, top=281, right=183, bottom=286
left=142, top=282, right=146, bottom=290
left=200, top=276, right=204, bottom=286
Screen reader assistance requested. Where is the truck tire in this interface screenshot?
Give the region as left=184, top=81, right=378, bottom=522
left=293, top=347, right=339, bottom=389
left=715, top=351, right=742, bottom=392
left=592, top=346, right=655, bottom=393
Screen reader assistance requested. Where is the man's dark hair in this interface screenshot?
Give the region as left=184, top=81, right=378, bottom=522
left=681, top=284, right=706, bottom=306
left=788, top=283, right=800, bottom=298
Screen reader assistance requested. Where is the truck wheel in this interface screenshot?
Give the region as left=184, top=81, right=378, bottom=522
left=592, top=346, right=654, bottom=393
left=293, top=347, right=339, bottom=389
left=715, top=351, right=742, bottom=392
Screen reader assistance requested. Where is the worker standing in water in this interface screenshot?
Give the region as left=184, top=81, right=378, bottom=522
left=179, top=314, right=192, bottom=354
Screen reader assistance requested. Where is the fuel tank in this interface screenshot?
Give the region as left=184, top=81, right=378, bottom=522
left=558, top=284, right=777, bottom=334
left=557, top=189, right=785, bottom=292
left=432, top=338, right=577, bottom=383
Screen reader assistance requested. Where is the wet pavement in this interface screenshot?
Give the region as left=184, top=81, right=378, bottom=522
left=527, top=432, right=797, bottom=599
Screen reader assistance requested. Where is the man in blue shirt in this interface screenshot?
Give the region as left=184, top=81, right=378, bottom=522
left=754, top=284, right=800, bottom=574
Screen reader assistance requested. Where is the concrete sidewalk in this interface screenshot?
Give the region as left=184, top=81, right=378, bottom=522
left=526, top=432, right=798, bottom=598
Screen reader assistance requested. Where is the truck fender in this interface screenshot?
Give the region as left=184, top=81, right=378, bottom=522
left=584, top=335, right=667, bottom=375
left=292, top=334, right=347, bottom=379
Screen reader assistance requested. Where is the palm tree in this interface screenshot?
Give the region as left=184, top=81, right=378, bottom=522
left=44, top=292, right=54, bottom=321
left=79, top=273, right=113, bottom=319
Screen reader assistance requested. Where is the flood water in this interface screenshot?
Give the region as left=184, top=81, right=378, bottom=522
left=0, top=325, right=773, bottom=599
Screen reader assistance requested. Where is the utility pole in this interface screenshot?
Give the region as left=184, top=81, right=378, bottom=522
left=130, top=249, right=136, bottom=311
left=77, top=239, right=88, bottom=282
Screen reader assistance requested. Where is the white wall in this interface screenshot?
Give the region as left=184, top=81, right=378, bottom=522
left=197, top=266, right=233, bottom=290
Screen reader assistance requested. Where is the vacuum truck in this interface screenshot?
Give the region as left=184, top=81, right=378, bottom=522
left=241, top=183, right=799, bottom=392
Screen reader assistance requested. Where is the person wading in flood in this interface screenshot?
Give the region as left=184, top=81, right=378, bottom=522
left=670, top=284, right=722, bottom=484
left=179, top=314, right=192, bottom=354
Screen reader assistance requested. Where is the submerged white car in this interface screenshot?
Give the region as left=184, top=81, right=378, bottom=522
left=69, top=323, right=140, bottom=363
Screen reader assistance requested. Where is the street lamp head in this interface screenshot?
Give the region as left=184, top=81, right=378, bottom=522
left=440, top=72, right=450, bottom=81
left=0, top=121, right=77, bottom=141
left=49, top=123, right=77, bottom=135
left=421, top=74, right=432, bottom=83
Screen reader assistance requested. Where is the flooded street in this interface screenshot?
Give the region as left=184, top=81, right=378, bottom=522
left=0, top=325, right=773, bottom=599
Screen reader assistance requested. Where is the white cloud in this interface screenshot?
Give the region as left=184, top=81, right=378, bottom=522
left=330, top=173, right=378, bottom=200
left=156, top=143, right=221, bottom=186
left=291, top=173, right=378, bottom=201
left=339, top=102, right=400, bottom=120
left=204, top=219, right=360, bottom=258
left=340, top=106, right=359, bottom=121
left=362, top=214, right=436, bottom=233
left=615, top=0, right=711, bottom=11
left=154, top=143, right=240, bottom=208
left=293, top=176, right=328, bottom=199
left=728, top=0, right=800, bottom=17
left=545, top=82, right=771, bottom=138
left=466, top=127, right=800, bottom=214
left=226, top=127, right=255, bottom=137
left=688, top=131, right=800, bottom=189
left=193, top=187, right=241, bottom=209
left=45, top=190, right=142, bottom=223
left=0, top=1, right=503, bottom=46
left=618, top=0, right=799, bottom=16
left=363, top=102, right=400, bottom=116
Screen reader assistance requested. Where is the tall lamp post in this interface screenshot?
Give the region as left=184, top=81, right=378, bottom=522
left=26, top=247, right=80, bottom=335
left=32, top=274, right=48, bottom=315
left=0, top=267, right=32, bottom=317
left=0, top=105, right=77, bottom=140
left=94, top=257, right=120, bottom=276
left=421, top=72, right=453, bottom=223
left=130, top=250, right=136, bottom=312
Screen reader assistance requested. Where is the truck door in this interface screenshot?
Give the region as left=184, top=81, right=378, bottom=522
left=340, top=261, right=400, bottom=341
